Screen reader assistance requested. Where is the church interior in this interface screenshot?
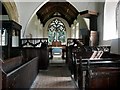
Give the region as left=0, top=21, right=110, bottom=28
left=0, top=0, right=120, bottom=90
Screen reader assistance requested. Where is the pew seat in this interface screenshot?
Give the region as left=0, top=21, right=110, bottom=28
left=2, top=56, right=22, bottom=73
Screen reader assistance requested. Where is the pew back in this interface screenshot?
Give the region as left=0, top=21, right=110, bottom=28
left=76, top=57, right=120, bottom=90
left=2, top=57, right=38, bottom=89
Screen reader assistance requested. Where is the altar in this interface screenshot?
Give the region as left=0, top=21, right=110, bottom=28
left=48, top=41, right=66, bottom=59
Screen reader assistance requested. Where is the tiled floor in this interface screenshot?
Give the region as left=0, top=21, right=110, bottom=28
left=30, top=57, right=78, bottom=89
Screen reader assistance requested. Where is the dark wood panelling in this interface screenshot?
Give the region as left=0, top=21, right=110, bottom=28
left=2, top=57, right=38, bottom=89
left=36, top=1, right=79, bottom=26
left=21, top=38, right=49, bottom=70
left=2, top=56, right=22, bottom=73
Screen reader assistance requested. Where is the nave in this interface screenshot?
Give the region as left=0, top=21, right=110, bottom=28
left=30, top=58, right=78, bottom=89
left=1, top=1, right=120, bottom=89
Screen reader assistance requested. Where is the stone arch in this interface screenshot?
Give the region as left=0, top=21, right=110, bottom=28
left=2, top=1, right=19, bottom=22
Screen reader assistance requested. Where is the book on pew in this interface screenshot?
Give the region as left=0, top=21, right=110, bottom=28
left=90, top=51, right=104, bottom=59
left=95, top=51, right=104, bottom=59
left=90, top=51, right=98, bottom=59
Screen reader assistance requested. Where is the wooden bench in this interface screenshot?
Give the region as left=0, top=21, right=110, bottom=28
left=78, top=58, right=120, bottom=90
left=66, top=44, right=112, bottom=81
left=2, top=56, right=38, bottom=89
left=72, top=46, right=120, bottom=90
left=2, top=56, right=22, bottom=73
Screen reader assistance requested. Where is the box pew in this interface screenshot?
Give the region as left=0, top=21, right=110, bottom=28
left=2, top=56, right=38, bottom=89
left=21, top=38, right=49, bottom=70
left=21, top=47, right=49, bottom=70
left=72, top=46, right=120, bottom=86
left=66, top=45, right=93, bottom=80
left=70, top=46, right=97, bottom=81
left=2, top=56, right=23, bottom=74
left=66, top=45, right=78, bottom=75
left=66, top=39, right=84, bottom=76
left=78, top=58, right=120, bottom=90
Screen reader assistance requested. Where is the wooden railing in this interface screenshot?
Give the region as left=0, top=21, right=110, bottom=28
left=20, top=38, right=48, bottom=48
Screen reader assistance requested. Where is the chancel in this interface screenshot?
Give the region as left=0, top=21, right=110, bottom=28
left=0, top=0, right=120, bottom=90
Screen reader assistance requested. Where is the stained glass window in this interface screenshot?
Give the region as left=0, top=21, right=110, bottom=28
left=48, top=19, right=66, bottom=44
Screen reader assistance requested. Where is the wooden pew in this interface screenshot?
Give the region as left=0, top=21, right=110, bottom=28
left=2, top=56, right=38, bottom=89
left=66, top=45, right=78, bottom=75
left=66, top=43, right=120, bottom=90
left=71, top=45, right=120, bottom=88
left=39, top=42, right=49, bottom=70
left=2, top=56, right=22, bottom=73
left=66, top=38, right=83, bottom=75
left=21, top=38, right=49, bottom=70
left=72, top=46, right=120, bottom=90
left=70, top=46, right=94, bottom=81
left=66, top=41, right=112, bottom=82
left=2, top=38, right=48, bottom=89
left=78, top=58, right=120, bottom=90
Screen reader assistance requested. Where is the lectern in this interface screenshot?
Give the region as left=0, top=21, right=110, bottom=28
left=0, top=20, right=22, bottom=60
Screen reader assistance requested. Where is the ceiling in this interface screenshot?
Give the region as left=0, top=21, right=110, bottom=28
left=36, top=1, right=79, bottom=26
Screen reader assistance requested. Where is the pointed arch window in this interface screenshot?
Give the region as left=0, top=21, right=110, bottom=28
left=48, top=19, right=66, bottom=44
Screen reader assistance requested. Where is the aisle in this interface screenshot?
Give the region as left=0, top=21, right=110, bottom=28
left=30, top=59, right=78, bottom=89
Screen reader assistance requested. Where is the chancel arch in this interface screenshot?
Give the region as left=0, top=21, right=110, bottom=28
left=24, top=0, right=89, bottom=46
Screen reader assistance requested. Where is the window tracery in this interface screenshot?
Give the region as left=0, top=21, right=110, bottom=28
left=48, top=19, right=66, bottom=44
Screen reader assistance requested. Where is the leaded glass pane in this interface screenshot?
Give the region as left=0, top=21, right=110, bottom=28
left=48, top=19, right=66, bottom=44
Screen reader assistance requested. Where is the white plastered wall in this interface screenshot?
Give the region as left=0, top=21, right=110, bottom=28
left=24, top=15, right=43, bottom=38
left=97, top=0, right=120, bottom=54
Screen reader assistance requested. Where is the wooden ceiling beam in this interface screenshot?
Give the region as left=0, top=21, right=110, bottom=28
left=36, top=2, right=79, bottom=26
